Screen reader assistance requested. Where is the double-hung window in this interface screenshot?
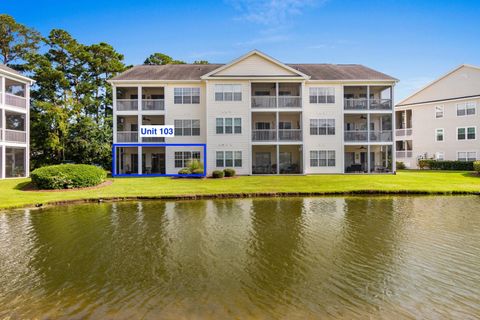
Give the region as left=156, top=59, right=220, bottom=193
left=310, top=150, right=336, bottom=167
left=216, top=117, right=242, bottom=134
left=216, top=151, right=242, bottom=167
left=456, top=102, right=476, bottom=116
left=457, top=127, right=476, bottom=140
left=457, top=151, right=476, bottom=161
left=174, top=151, right=201, bottom=168
left=309, top=87, right=335, bottom=104
left=435, top=128, right=444, bottom=142
left=174, top=119, right=200, bottom=136
left=435, top=105, right=444, bottom=118
left=215, top=85, right=242, bottom=101
left=310, top=119, right=335, bottom=135
left=174, top=88, right=200, bottom=104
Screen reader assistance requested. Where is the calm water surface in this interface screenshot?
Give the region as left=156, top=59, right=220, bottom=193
left=1, top=196, right=479, bottom=319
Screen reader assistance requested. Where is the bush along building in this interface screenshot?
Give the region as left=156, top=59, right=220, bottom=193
left=0, top=65, right=33, bottom=179
left=109, top=50, right=397, bottom=176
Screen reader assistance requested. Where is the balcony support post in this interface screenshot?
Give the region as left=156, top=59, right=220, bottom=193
left=138, top=146, right=142, bottom=175
left=367, top=145, right=371, bottom=174
left=276, top=144, right=280, bottom=174
left=112, top=85, right=117, bottom=143
left=392, top=86, right=397, bottom=173
left=0, top=145, right=4, bottom=179
left=367, top=85, right=370, bottom=110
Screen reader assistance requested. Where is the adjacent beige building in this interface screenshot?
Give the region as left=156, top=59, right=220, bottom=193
left=395, top=65, right=480, bottom=168
left=0, top=65, right=32, bottom=179
left=109, top=50, right=397, bottom=176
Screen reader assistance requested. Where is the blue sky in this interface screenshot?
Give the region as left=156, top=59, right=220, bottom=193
left=2, top=0, right=480, bottom=100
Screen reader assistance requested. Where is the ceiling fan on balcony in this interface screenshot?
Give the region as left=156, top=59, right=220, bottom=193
left=142, top=116, right=151, bottom=122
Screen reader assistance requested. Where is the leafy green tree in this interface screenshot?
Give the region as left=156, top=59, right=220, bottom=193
left=0, top=14, right=41, bottom=65
left=193, top=60, right=209, bottom=64
left=144, top=52, right=185, bottom=65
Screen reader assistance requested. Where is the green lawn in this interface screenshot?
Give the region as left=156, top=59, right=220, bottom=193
left=0, top=170, right=479, bottom=210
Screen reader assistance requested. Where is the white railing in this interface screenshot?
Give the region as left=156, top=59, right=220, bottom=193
left=396, top=151, right=413, bottom=158
left=369, top=130, right=392, bottom=142
left=252, top=129, right=276, bottom=141
left=278, top=96, right=301, bottom=108
left=344, top=98, right=392, bottom=111
left=278, top=129, right=302, bottom=141
left=116, top=99, right=138, bottom=111
left=142, top=99, right=165, bottom=111
left=142, top=137, right=165, bottom=143
left=0, top=129, right=2, bottom=141
left=344, top=130, right=368, bottom=142
left=370, top=99, right=392, bottom=110
left=395, top=128, right=413, bottom=136
left=0, top=92, right=2, bottom=104
left=117, top=131, right=138, bottom=142
left=5, top=93, right=27, bottom=109
left=344, top=98, right=368, bottom=110
left=252, top=96, right=276, bottom=108
left=5, top=129, right=26, bottom=143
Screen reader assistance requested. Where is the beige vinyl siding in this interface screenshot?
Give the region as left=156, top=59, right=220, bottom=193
left=214, top=54, right=298, bottom=77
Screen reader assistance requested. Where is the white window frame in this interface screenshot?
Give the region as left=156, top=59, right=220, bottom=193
left=174, top=151, right=201, bottom=168
left=310, top=150, right=336, bottom=167
left=309, top=87, right=335, bottom=104
left=174, top=119, right=200, bottom=136
left=457, top=151, right=477, bottom=162
left=215, top=117, right=242, bottom=134
left=456, top=126, right=476, bottom=141
left=434, top=105, right=444, bottom=118
left=456, top=101, right=476, bottom=116
left=174, top=87, right=200, bottom=104
left=214, top=84, right=242, bottom=102
left=216, top=151, right=242, bottom=168
left=435, top=128, right=444, bottom=142
left=310, top=119, right=335, bottom=135
left=435, top=152, right=444, bottom=160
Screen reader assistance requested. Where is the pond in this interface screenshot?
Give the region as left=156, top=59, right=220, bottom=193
left=1, top=196, right=479, bottom=319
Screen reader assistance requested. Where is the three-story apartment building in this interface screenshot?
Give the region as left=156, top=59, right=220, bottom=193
left=0, top=65, right=32, bottom=179
left=109, top=50, right=397, bottom=176
left=395, top=64, right=480, bottom=168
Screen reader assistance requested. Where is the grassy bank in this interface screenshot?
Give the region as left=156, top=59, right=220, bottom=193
left=0, top=170, right=479, bottom=210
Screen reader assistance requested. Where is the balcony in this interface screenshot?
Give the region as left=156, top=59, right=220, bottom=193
left=117, top=99, right=138, bottom=111
left=252, top=129, right=276, bottom=141
left=344, top=130, right=392, bottom=143
left=252, top=96, right=276, bottom=108
left=142, top=99, right=165, bottom=111
left=344, top=98, right=392, bottom=111
left=4, top=129, right=27, bottom=143
left=344, top=85, right=393, bottom=111
left=396, top=128, right=413, bottom=137
left=344, top=98, right=368, bottom=110
left=252, top=129, right=302, bottom=142
left=279, top=129, right=302, bottom=141
left=117, top=131, right=138, bottom=143
left=142, top=137, right=165, bottom=143
left=370, top=99, right=392, bottom=110
left=5, top=93, right=27, bottom=109
left=278, top=96, right=302, bottom=108
left=396, top=150, right=413, bottom=158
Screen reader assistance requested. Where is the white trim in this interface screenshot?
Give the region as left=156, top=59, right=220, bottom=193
left=435, top=128, right=444, bottom=142
left=201, top=50, right=310, bottom=80
left=0, top=69, right=34, bottom=84
left=457, top=151, right=477, bottom=161
left=456, top=126, right=477, bottom=141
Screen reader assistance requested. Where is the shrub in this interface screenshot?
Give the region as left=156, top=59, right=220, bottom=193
left=223, top=168, right=236, bottom=177
left=31, top=164, right=107, bottom=190
left=177, top=160, right=204, bottom=177
left=418, top=159, right=474, bottom=171
left=474, top=161, right=480, bottom=174
left=178, top=168, right=191, bottom=175
left=396, top=161, right=406, bottom=170
left=191, top=168, right=204, bottom=175
left=212, top=170, right=224, bottom=178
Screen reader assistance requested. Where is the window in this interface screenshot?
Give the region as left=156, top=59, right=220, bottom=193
left=435, top=128, right=444, bottom=142
left=309, top=87, right=335, bottom=104
left=310, top=119, right=335, bottom=135
left=457, top=152, right=476, bottom=161
left=435, top=105, right=444, bottom=118
left=174, top=151, right=201, bottom=168
left=456, top=102, right=476, bottom=116
left=216, top=117, right=242, bottom=134
left=279, top=122, right=292, bottom=130
left=216, top=151, right=242, bottom=167
left=310, top=150, right=336, bottom=167
left=255, top=122, right=270, bottom=130
left=435, top=152, right=444, bottom=160
left=174, top=119, right=200, bottom=136
left=174, top=88, right=200, bottom=104
left=215, top=84, right=242, bottom=101
left=457, top=127, right=476, bottom=140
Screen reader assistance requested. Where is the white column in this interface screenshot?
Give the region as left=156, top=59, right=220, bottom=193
left=137, top=86, right=142, bottom=143
left=1, top=76, right=5, bottom=106
left=1, top=105, right=4, bottom=179
left=367, top=112, right=371, bottom=173
left=138, top=146, right=142, bottom=175
left=367, top=85, right=370, bottom=110
left=392, top=85, right=397, bottom=173
left=112, top=85, right=117, bottom=144
left=367, top=145, right=371, bottom=174
left=1, top=146, right=4, bottom=179
left=25, top=82, right=30, bottom=177
left=276, top=144, right=280, bottom=174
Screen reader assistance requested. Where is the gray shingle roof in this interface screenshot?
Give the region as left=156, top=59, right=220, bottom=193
left=111, top=63, right=396, bottom=81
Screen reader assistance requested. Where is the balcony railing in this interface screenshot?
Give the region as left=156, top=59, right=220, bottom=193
left=395, top=128, right=413, bottom=136
left=117, top=131, right=138, bottom=143
left=142, top=137, right=165, bottom=143
left=344, top=98, right=392, bottom=111
left=252, top=129, right=276, bottom=141
left=278, top=96, right=301, bottom=108
left=278, top=129, right=302, bottom=141
left=369, top=130, right=392, bottom=142
left=252, top=96, right=276, bottom=108
left=344, top=130, right=368, bottom=142
left=396, top=151, right=413, bottom=158
left=142, top=99, right=165, bottom=111
left=5, top=93, right=27, bottom=109
left=5, top=129, right=26, bottom=143
left=117, top=99, right=138, bottom=111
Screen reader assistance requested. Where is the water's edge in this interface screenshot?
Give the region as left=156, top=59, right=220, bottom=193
left=4, top=189, right=480, bottom=212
